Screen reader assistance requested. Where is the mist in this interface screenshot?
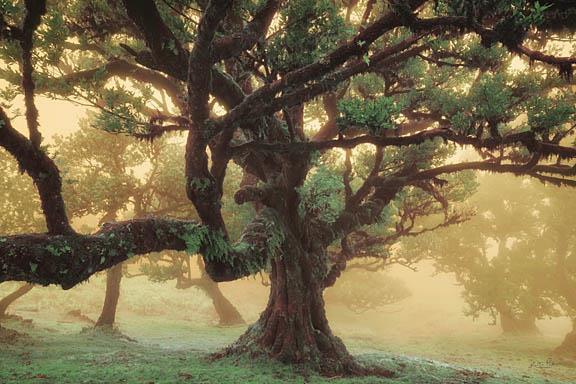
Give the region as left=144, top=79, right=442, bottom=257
left=1, top=1, right=576, bottom=383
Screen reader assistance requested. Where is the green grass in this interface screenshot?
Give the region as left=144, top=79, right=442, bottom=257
left=0, top=317, right=573, bottom=384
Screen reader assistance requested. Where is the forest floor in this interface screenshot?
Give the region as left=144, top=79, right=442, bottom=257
left=0, top=313, right=574, bottom=384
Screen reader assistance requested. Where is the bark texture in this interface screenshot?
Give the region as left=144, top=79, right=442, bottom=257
left=215, top=235, right=390, bottom=376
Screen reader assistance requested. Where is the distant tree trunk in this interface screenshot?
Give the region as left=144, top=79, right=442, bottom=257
left=180, top=259, right=245, bottom=326
left=0, top=283, right=33, bottom=318
left=94, top=209, right=123, bottom=329
left=94, top=263, right=123, bottom=328
left=216, top=236, right=380, bottom=376
left=554, top=234, right=576, bottom=358
left=554, top=319, right=576, bottom=359
left=196, top=277, right=245, bottom=326
left=499, top=309, right=540, bottom=335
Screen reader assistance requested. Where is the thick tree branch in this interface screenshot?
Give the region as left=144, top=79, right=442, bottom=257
left=220, top=35, right=427, bottom=128
left=122, top=0, right=188, bottom=77
left=212, top=0, right=281, bottom=62
left=0, top=208, right=284, bottom=287
left=231, top=128, right=576, bottom=160
left=404, top=161, right=576, bottom=188
left=188, top=0, right=232, bottom=122
left=20, top=0, right=46, bottom=148
left=0, top=108, right=73, bottom=235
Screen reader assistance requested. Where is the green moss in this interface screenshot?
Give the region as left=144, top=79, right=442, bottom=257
left=189, top=177, right=212, bottom=193
left=179, top=223, right=209, bottom=255
left=45, top=241, right=72, bottom=258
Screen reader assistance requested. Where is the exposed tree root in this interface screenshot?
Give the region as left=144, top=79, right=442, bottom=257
left=80, top=324, right=136, bottom=342
left=210, top=255, right=394, bottom=378
left=64, top=309, right=95, bottom=325
left=0, top=324, right=29, bottom=344
left=0, top=313, right=34, bottom=327
left=212, top=335, right=394, bottom=378
left=552, top=328, right=576, bottom=361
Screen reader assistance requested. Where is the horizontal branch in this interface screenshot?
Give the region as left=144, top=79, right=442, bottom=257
left=211, top=0, right=280, bottom=62
left=0, top=209, right=284, bottom=288
left=513, top=44, right=576, bottom=66
left=404, top=161, right=576, bottom=188
left=0, top=218, right=195, bottom=289
left=231, top=128, right=576, bottom=160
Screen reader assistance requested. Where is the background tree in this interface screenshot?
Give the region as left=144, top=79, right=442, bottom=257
left=56, top=120, right=247, bottom=327
left=407, top=176, right=576, bottom=355
left=0, top=149, right=42, bottom=321
left=0, top=0, right=575, bottom=376
left=528, top=187, right=576, bottom=357
left=406, top=176, right=559, bottom=334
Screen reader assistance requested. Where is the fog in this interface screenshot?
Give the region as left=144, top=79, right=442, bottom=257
left=1, top=94, right=575, bottom=383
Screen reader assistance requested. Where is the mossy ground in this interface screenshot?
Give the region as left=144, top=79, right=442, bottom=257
left=0, top=315, right=573, bottom=384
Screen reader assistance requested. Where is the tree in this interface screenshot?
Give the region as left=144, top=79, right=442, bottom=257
left=528, top=187, right=576, bottom=357
left=408, top=176, right=558, bottom=334
left=54, top=115, right=147, bottom=328
left=409, top=176, right=576, bottom=354
left=0, top=0, right=575, bottom=376
left=0, top=149, right=41, bottom=320
left=55, top=120, right=246, bottom=327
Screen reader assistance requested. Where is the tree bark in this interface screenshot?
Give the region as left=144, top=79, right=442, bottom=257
left=554, top=319, right=576, bottom=359
left=499, top=309, right=540, bottom=335
left=0, top=283, right=34, bottom=318
left=94, top=263, right=123, bottom=328
left=215, top=238, right=389, bottom=376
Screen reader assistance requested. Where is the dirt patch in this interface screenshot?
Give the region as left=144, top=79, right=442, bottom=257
left=0, top=325, right=29, bottom=344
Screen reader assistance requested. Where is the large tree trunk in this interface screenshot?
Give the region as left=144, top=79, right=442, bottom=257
left=94, top=263, right=123, bottom=328
left=216, top=240, right=387, bottom=376
left=499, top=309, right=540, bottom=335
left=554, top=319, right=576, bottom=359
left=0, top=283, right=33, bottom=318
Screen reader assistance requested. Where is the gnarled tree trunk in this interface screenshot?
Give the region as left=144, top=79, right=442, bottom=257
left=216, top=237, right=383, bottom=376
left=499, top=309, right=539, bottom=335
left=554, top=319, right=576, bottom=359
left=94, top=263, right=123, bottom=328
left=0, top=283, right=33, bottom=318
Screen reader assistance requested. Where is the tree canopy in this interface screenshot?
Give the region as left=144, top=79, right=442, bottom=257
left=0, top=0, right=575, bottom=375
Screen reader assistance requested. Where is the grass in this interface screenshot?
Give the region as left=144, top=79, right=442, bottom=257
left=0, top=315, right=574, bottom=384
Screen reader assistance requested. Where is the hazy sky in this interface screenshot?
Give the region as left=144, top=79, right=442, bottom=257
left=10, top=96, right=89, bottom=143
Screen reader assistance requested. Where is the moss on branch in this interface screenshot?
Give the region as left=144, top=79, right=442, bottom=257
left=0, top=210, right=286, bottom=288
